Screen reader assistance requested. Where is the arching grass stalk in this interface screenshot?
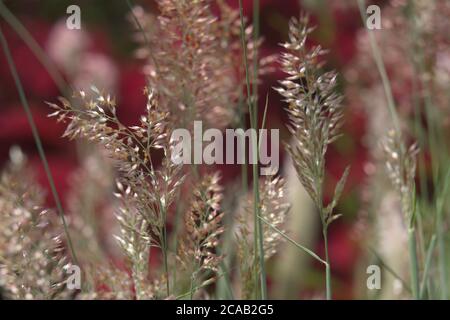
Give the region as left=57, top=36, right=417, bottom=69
left=357, top=0, right=401, bottom=135
left=0, top=24, right=79, bottom=266
left=259, top=215, right=327, bottom=266
left=420, top=235, right=437, bottom=299
left=0, top=0, right=70, bottom=96
left=369, top=248, right=411, bottom=293
left=275, top=15, right=349, bottom=300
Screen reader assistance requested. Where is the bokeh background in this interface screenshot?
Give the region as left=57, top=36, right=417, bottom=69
left=0, top=0, right=392, bottom=299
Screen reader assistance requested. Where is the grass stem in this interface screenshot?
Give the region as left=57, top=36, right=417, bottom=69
left=369, top=247, right=411, bottom=293
left=238, top=0, right=266, bottom=299
left=408, top=228, right=420, bottom=299
left=420, top=235, right=436, bottom=299
left=259, top=215, right=327, bottom=265
left=0, top=0, right=70, bottom=95
left=323, top=228, right=331, bottom=300
left=436, top=169, right=450, bottom=299
left=0, top=24, right=79, bottom=266
left=357, top=0, right=401, bottom=135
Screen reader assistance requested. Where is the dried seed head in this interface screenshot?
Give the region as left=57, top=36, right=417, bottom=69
left=49, top=86, right=184, bottom=299
left=129, top=0, right=274, bottom=129
left=275, top=15, right=346, bottom=224
left=177, top=172, right=224, bottom=280
left=381, top=130, right=418, bottom=222
left=0, top=148, right=71, bottom=299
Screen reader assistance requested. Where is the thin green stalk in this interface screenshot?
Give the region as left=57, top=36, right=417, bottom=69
left=162, top=238, right=170, bottom=296
left=0, top=0, right=110, bottom=166
left=125, top=0, right=148, bottom=44
left=0, top=0, right=70, bottom=95
left=168, top=172, right=199, bottom=288
left=216, top=260, right=234, bottom=300
left=410, top=78, right=429, bottom=286
left=176, top=271, right=229, bottom=300
left=252, top=0, right=267, bottom=301
left=253, top=136, right=263, bottom=300
left=258, top=94, right=269, bottom=152
left=407, top=191, right=420, bottom=300
left=169, top=189, right=183, bottom=287
left=420, top=235, right=436, bottom=299
left=238, top=0, right=266, bottom=299
left=357, top=0, right=401, bottom=135
left=317, top=182, right=332, bottom=299
left=437, top=215, right=448, bottom=300
left=0, top=25, right=79, bottom=266
left=252, top=0, right=260, bottom=102
left=216, top=201, right=236, bottom=299
left=369, top=248, right=411, bottom=293
left=323, top=227, right=331, bottom=300
left=436, top=169, right=450, bottom=299
left=252, top=0, right=260, bottom=129
left=410, top=64, right=429, bottom=202
left=238, top=91, right=248, bottom=194
left=125, top=0, right=160, bottom=77
left=259, top=215, right=327, bottom=265
left=408, top=228, right=420, bottom=299
left=407, top=0, right=443, bottom=188
left=161, top=209, right=170, bottom=297
left=157, top=185, right=170, bottom=297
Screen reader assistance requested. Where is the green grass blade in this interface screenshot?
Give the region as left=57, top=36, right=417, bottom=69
left=357, top=0, right=400, bottom=135
left=436, top=168, right=450, bottom=299
left=259, top=215, right=327, bottom=266
left=420, top=235, right=437, bottom=299
left=0, top=24, right=79, bottom=266
left=238, top=0, right=266, bottom=299
left=369, top=247, right=411, bottom=293
left=0, top=0, right=70, bottom=95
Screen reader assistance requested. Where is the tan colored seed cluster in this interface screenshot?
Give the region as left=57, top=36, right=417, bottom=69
left=0, top=148, right=71, bottom=299
left=275, top=15, right=347, bottom=226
